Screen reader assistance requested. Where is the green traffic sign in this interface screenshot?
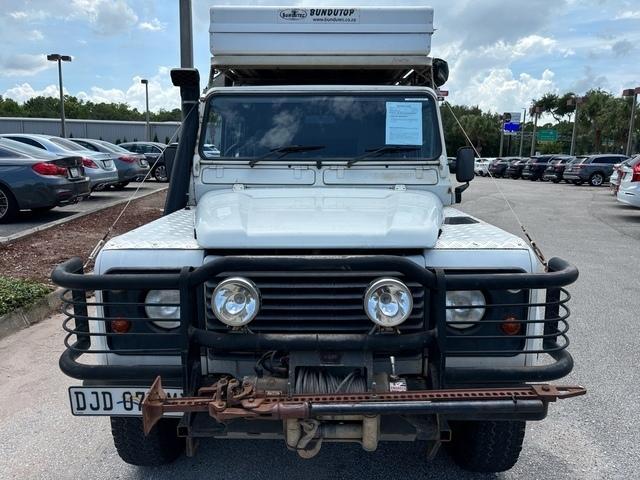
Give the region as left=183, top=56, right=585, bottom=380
left=537, top=129, right=558, bottom=142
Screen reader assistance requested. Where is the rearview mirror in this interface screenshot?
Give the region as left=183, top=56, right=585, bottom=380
left=456, top=147, right=475, bottom=183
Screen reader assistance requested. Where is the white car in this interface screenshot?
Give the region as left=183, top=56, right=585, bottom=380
left=617, top=155, right=640, bottom=207
left=474, top=157, right=491, bottom=176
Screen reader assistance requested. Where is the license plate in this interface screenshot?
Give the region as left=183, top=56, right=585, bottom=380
left=103, top=160, right=114, bottom=169
left=69, top=167, right=80, bottom=177
left=69, top=386, right=183, bottom=416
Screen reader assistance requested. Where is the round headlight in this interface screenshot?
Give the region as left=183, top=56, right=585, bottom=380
left=145, top=290, right=180, bottom=330
left=212, top=277, right=260, bottom=327
left=445, top=290, right=486, bottom=329
left=364, top=278, right=413, bottom=327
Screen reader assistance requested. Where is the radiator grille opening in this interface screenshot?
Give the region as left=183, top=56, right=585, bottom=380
left=205, top=271, right=425, bottom=333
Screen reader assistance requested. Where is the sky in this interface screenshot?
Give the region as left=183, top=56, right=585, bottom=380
left=0, top=0, right=638, bottom=115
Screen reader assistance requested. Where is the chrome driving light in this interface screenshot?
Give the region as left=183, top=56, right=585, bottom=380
left=364, top=278, right=413, bottom=327
left=212, top=277, right=261, bottom=327
left=445, top=290, right=486, bottom=329
left=145, top=290, right=181, bottom=330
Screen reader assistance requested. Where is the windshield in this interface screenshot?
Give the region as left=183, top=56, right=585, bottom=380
left=200, top=93, right=442, bottom=161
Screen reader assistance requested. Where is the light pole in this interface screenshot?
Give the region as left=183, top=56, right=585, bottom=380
left=530, top=106, right=542, bottom=157
left=567, top=96, right=584, bottom=156
left=141, top=79, right=150, bottom=141
left=622, top=87, right=640, bottom=156
left=518, top=108, right=527, bottom=157
left=46, top=54, right=72, bottom=138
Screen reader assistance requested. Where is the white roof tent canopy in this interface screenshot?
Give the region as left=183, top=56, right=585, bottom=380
left=208, top=4, right=448, bottom=87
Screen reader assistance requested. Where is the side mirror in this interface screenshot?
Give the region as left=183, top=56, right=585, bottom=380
left=456, top=147, right=475, bottom=183
left=454, top=147, right=474, bottom=203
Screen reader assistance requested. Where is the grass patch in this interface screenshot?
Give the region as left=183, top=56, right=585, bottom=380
left=0, top=277, right=51, bottom=317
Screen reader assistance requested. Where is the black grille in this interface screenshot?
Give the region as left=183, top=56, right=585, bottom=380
left=205, top=271, right=425, bottom=333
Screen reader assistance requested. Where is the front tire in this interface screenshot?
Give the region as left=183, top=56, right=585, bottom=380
left=447, top=420, right=526, bottom=473
left=110, top=417, right=184, bottom=466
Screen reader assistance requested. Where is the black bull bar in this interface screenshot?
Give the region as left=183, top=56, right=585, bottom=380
left=53, top=255, right=579, bottom=395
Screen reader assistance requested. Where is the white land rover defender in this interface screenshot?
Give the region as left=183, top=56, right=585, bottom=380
left=53, top=4, right=585, bottom=473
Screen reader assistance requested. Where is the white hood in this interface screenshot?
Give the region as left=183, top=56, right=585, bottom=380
left=195, top=188, right=444, bottom=249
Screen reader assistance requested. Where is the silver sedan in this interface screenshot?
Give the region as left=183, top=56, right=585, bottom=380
left=0, top=134, right=119, bottom=191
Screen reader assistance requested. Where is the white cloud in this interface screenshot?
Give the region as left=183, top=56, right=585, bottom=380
left=616, top=11, right=640, bottom=20
left=3, top=83, right=63, bottom=103
left=138, top=18, right=166, bottom=32
left=3, top=67, right=180, bottom=112
left=0, top=54, right=52, bottom=77
left=71, top=0, right=138, bottom=35
left=26, top=30, right=44, bottom=41
left=8, top=11, right=28, bottom=20
left=452, top=69, right=557, bottom=113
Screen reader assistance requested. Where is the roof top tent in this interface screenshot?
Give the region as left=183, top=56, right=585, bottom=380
left=208, top=4, right=448, bottom=87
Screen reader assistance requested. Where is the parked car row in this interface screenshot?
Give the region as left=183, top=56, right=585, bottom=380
left=0, top=135, right=179, bottom=224
left=481, top=154, right=630, bottom=187
left=472, top=152, right=639, bottom=209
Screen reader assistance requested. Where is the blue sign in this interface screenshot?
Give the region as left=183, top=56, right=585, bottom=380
left=504, top=122, right=521, bottom=133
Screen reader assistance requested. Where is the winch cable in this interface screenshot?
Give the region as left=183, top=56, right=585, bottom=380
left=83, top=102, right=199, bottom=269
left=441, top=100, right=548, bottom=268
left=295, top=368, right=366, bottom=394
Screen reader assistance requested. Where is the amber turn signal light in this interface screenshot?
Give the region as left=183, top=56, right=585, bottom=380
left=500, top=316, right=522, bottom=336
left=110, top=318, right=131, bottom=333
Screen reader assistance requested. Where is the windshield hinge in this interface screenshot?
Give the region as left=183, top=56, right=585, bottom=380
left=232, top=183, right=245, bottom=191
left=394, top=184, right=407, bottom=191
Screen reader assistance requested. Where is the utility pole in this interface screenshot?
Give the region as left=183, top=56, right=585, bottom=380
left=530, top=106, right=542, bottom=157
left=519, top=108, right=526, bottom=157
left=567, top=96, right=584, bottom=156
left=46, top=54, right=72, bottom=137
left=141, top=79, right=150, bottom=141
left=179, top=0, right=194, bottom=68
left=623, top=87, right=640, bottom=156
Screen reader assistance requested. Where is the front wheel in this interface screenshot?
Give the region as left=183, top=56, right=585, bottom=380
left=589, top=172, right=604, bottom=186
left=110, top=417, right=184, bottom=466
left=447, top=420, right=526, bottom=473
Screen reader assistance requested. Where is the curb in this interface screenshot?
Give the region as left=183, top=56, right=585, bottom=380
left=0, top=287, right=65, bottom=340
left=0, top=185, right=168, bottom=245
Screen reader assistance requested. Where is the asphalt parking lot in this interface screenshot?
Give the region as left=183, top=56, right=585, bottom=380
left=0, top=176, right=638, bottom=479
left=0, top=182, right=167, bottom=241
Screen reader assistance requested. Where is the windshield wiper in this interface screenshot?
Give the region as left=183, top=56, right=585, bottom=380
left=249, top=145, right=326, bottom=167
left=347, top=146, right=421, bottom=167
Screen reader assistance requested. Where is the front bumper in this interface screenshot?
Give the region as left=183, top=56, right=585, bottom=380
left=53, top=255, right=579, bottom=386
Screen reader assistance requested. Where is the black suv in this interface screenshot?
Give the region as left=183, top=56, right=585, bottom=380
left=488, top=157, right=512, bottom=177
left=522, top=155, right=554, bottom=181
left=120, top=141, right=169, bottom=182
left=542, top=155, right=575, bottom=183
left=563, top=154, right=630, bottom=186
left=505, top=158, right=527, bottom=179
